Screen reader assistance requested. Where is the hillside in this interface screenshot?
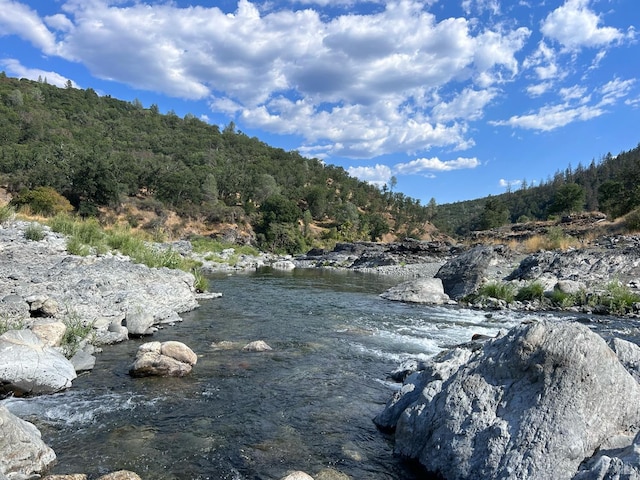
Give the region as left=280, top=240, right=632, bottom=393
left=433, top=144, right=640, bottom=236
left=0, top=73, right=442, bottom=252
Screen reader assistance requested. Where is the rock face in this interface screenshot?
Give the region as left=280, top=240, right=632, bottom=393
left=0, top=221, right=199, bottom=341
left=0, top=405, right=56, bottom=478
left=129, top=341, right=197, bottom=377
left=435, top=245, right=509, bottom=300
left=0, top=329, right=77, bottom=396
left=376, top=321, right=640, bottom=480
left=380, top=278, right=450, bottom=304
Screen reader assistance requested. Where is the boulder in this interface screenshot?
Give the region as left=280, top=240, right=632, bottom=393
left=242, top=340, right=273, bottom=352
left=125, top=310, right=155, bottom=336
left=435, top=246, right=503, bottom=300
left=31, top=320, right=67, bottom=347
left=0, top=405, right=56, bottom=478
left=129, top=341, right=197, bottom=377
left=380, top=278, right=450, bottom=304
left=573, top=430, right=640, bottom=479
left=379, top=321, right=640, bottom=480
left=70, top=349, right=97, bottom=372
left=0, top=329, right=77, bottom=396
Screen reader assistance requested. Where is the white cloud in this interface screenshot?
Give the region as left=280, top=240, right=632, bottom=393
left=499, top=178, right=522, bottom=189
left=0, top=58, right=76, bottom=88
left=491, top=103, right=604, bottom=131
left=0, top=0, right=57, bottom=54
left=0, top=0, right=535, bottom=159
left=599, top=77, right=635, bottom=106
left=394, top=157, right=480, bottom=175
left=541, top=0, right=630, bottom=51
left=347, top=164, right=392, bottom=187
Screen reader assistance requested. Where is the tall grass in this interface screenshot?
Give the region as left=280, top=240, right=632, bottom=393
left=0, top=204, right=16, bottom=224
left=47, top=214, right=206, bottom=289
left=477, top=282, right=516, bottom=303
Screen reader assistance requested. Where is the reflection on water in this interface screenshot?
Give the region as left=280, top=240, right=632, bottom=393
left=4, top=268, right=521, bottom=479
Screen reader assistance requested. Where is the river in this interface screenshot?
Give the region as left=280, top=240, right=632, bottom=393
left=5, top=268, right=531, bottom=479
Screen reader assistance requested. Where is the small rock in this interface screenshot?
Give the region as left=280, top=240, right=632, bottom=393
left=242, top=340, right=273, bottom=352
left=280, top=472, right=314, bottom=480
left=125, top=310, right=155, bottom=336
left=97, top=471, right=142, bottom=480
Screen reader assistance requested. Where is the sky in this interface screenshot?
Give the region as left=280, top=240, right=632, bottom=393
left=0, top=0, right=638, bottom=205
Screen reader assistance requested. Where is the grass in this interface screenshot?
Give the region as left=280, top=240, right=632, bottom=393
left=521, top=227, right=580, bottom=253
left=47, top=213, right=207, bottom=291
left=476, top=282, right=516, bottom=303
left=190, top=235, right=259, bottom=256
left=61, top=310, right=94, bottom=358
left=0, top=317, right=24, bottom=336
left=24, top=222, right=46, bottom=241
left=515, top=282, right=545, bottom=302
left=0, top=204, right=16, bottom=224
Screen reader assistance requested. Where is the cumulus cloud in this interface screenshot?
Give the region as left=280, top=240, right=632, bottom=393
left=0, top=58, right=76, bottom=88
left=0, top=0, right=57, bottom=54
left=541, top=0, right=631, bottom=51
left=0, top=0, right=536, bottom=159
left=499, top=178, right=522, bottom=189
left=394, top=157, right=480, bottom=175
left=347, top=164, right=392, bottom=187
left=492, top=74, right=634, bottom=132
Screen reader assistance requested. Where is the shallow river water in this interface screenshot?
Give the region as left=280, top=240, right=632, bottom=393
left=3, top=268, right=572, bottom=479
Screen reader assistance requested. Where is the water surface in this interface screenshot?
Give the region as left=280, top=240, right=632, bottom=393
left=5, top=268, right=523, bottom=479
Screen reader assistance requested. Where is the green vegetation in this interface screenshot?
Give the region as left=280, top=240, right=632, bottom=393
left=434, top=146, right=640, bottom=236
left=61, top=310, right=94, bottom=358
left=0, top=204, right=15, bottom=224
left=9, top=186, right=74, bottom=217
left=0, top=74, right=428, bottom=252
left=476, top=282, right=516, bottom=303
left=0, top=317, right=24, bottom=336
left=24, top=222, right=45, bottom=241
left=47, top=213, right=206, bottom=289
left=515, top=282, right=545, bottom=302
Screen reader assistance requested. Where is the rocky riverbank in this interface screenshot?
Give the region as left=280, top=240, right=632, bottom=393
left=3, top=216, right=640, bottom=479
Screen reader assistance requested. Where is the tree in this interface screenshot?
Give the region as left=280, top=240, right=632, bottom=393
left=478, top=197, right=510, bottom=230
left=549, top=183, right=585, bottom=216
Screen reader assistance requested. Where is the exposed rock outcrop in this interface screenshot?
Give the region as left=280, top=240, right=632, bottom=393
left=376, top=320, right=640, bottom=480
left=0, top=405, right=56, bottom=479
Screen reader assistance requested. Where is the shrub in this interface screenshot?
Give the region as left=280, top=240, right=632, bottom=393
left=515, top=282, right=545, bottom=302
left=624, top=208, right=640, bottom=233
left=477, top=282, right=516, bottom=303
left=0, top=204, right=16, bottom=224
left=61, top=311, right=94, bottom=358
left=601, top=281, right=640, bottom=315
left=24, top=222, right=45, bottom=241
left=10, top=186, right=73, bottom=217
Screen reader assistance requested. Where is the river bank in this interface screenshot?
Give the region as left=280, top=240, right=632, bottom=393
left=3, top=217, right=640, bottom=479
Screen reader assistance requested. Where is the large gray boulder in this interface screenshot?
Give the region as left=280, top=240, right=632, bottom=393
left=0, top=405, right=56, bottom=478
left=379, top=321, right=640, bottom=480
left=380, top=278, right=450, bottom=304
left=0, top=329, right=77, bottom=396
left=435, top=246, right=504, bottom=300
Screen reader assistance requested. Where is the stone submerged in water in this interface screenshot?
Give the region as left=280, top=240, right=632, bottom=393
left=129, top=341, right=197, bottom=377
left=376, top=320, right=640, bottom=480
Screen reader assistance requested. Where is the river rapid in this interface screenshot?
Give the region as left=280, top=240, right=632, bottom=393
left=5, top=268, right=539, bottom=479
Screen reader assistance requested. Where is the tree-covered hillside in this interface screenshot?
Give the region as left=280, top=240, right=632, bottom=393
left=433, top=144, right=640, bottom=236
left=0, top=73, right=433, bottom=252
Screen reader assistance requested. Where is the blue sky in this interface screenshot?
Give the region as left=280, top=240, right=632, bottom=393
left=0, top=0, right=638, bottom=205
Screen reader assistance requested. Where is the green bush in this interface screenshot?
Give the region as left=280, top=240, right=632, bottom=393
left=0, top=204, right=16, bottom=224
left=515, top=282, right=545, bottom=302
left=61, top=311, right=94, bottom=358
left=624, top=208, right=640, bottom=232
left=10, top=187, right=74, bottom=217
left=24, top=223, right=45, bottom=241
left=477, top=282, right=516, bottom=303
left=601, top=281, right=640, bottom=315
